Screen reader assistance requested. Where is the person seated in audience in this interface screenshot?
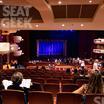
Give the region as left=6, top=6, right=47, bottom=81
left=66, top=68, right=71, bottom=75
left=40, top=66, right=47, bottom=72
left=8, top=71, right=23, bottom=90
left=11, top=60, right=18, bottom=69
left=36, top=66, right=39, bottom=70
left=73, top=71, right=104, bottom=94
left=93, top=59, right=99, bottom=71
left=8, top=71, right=42, bottom=91
left=8, top=71, right=28, bottom=104
left=3, top=62, right=11, bottom=70
left=73, top=67, right=79, bottom=76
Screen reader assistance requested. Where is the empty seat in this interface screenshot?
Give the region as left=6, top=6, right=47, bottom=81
left=43, top=84, right=59, bottom=95
left=61, top=79, right=74, bottom=84
left=1, top=90, right=25, bottom=104
left=46, top=78, right=60, bottom=84
left=32, top=78, right=45, bottom=84
left=30, top=82, right=43, bottom=91
left=28, top=91, right=53, bottom=104
left=56, top=92, right=82, bottom=104
left=86, top=94, right=104, bottom=104
left=76, top=78, right=89, bottom=85
left=62, top=84, right=79, bottom=92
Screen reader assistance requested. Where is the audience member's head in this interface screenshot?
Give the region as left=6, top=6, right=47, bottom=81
left=66, top=68, right=71, bottom=75
left=41, top=66, right=46, bottom=70
left=11, top=72, right=23, bottom=85
left=74, top=68, right=78, bottom=75
left=86, top=71, right=103, bottom=94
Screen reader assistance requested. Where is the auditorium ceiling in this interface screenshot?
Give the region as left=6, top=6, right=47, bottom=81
left=0, top=0, right=104, bottom=31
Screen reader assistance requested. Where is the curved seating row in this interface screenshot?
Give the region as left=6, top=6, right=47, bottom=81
left=0, top=90, right=104, bottom=104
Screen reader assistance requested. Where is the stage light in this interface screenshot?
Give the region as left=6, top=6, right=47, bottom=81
left=13, top=50, right=24, bottom=56
left=0, top=42, right=10, bottom=54
left=13, top=36, right=24, bottom=43
left=10, top=44, right=19, bottom=52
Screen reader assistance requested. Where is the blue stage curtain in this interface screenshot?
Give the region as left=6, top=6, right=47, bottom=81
left=37, top=40, right=65, bottom=56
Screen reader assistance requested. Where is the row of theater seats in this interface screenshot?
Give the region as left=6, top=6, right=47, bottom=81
left=37, top=83, right=79, bottom=95
left=0, top=90, right=104, bottom=104
left=0, top=68, right=87, bottom=80
left=31, top=77, right=89, bottom=85
left=30, top=78, right=89, bottom=95
left=2, top=76, right=89, bottom=86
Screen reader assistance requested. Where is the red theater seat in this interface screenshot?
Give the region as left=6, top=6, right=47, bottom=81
left=28, top=91, right=53, bottom=104
left=62, top=84, right=79, bottom=92
left=43, top=83, right=60, bottom=95
left=56, top=92, right=82, bottom=104
left=1, top=90, right=24, bottom=104
left=86, top=94, right=104, bottom=104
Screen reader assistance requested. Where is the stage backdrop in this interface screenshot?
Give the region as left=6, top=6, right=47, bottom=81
left=37, top=40, right=66, bottom=56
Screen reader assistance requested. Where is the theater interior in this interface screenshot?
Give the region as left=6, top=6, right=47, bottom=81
left=0, top=0, right=104, bottom=104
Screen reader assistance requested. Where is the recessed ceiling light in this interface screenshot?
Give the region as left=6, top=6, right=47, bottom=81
left=80, top=24, right=84, bottom=27
left=58, top=1, right=62, bottom=5
left=101, top=4, right=104, bottom=9
left=0, top=0, right=3, bottom=3
left=89, top=0, right=92, bottom=3
left=35, top=24, right=39, bottom=27
left=2, top=23, right=6, bottom=27
left=62, top=24, right=65, bottom=27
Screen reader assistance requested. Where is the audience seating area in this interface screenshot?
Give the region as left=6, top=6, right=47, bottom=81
left=1, top=90, right=24, bottom=104
left=1, top=90, right=104, bottom=104
left=0, top=68, right=103, bottom=104
left=0, top=68, right=90, bottom=94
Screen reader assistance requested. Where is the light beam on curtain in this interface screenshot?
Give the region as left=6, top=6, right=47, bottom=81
left=37, top=40, right=65, bottom=56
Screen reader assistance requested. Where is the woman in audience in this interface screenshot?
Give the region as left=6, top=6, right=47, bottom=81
left=73, top=71, right=104, bottom=94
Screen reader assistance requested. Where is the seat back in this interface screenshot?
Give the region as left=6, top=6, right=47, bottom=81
left=28, top=91, right=53, bottom=104
left=46, top=78, right=60, bottom=84
left=62, top=84, right=79, bottom=92
left=86, top=94, right=104, bottom=104
left=56, top=92, right=82, bottom=104
left=76, top=79, right=89, bottom=87
left=32, top=78, right=45, bottom=84
left=30, top=82, right=43, bottom=91
left=61, top=79, right=73, bottom=84
left=1, top=90, right=24, bottom=104
left=43, top=84, right=59, bottom=95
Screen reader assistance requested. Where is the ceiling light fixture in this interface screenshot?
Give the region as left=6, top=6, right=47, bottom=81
left=89, top=0, right=92, bottom=3
left=80, top=24, right=84, bottom=27
left=2, top=23, right=6, bottom=27
left=35, top=24, right=39, bottom=27
left=58, top=1, right=62, bottom=5
left=62, top=24, right=65, bottom=27
left=0, top=0, right=3, bottom=3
